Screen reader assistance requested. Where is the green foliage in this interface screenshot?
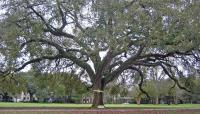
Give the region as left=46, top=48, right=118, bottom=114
left=181, top=75, right=200, bottom=101
left=109, top=84, right=120, bottom=96
left=32, top=72, right=88, bottom=101
left=0, top=71, right=88, bottom=101
left=0, top=74, right=27, bottom=95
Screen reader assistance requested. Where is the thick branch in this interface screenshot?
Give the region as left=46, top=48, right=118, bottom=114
left=63, top=54, right=95, bottom=81
left=21, top=39, right=95, bottom=79
left=14, top=54, right=62, bottom=72
left=160, top=64, right=192, bottom=93
left=123, top=0, right=137, bottom=9
left=128, top=66, right=151, bottom=100
left=21, top=39, right=65, bottom=54
left=106, top=46, right=144, bottom=83
left=140, top=49, right=193, bottom=60
left=27, top=3, right=75, bottom=38
left=130, top=60, right=193, bottom=93
left=57, top=1, right=67, bottom=30
left=96, top=50, right=113, bottom=77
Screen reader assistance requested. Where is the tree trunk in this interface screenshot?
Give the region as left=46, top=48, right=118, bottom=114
left=155, top=97, right=159, bottom=104
left=174, top=96, right=178, bottom=105
left=136, top=93, right=142, bottom=105
left=136, top=97, right=141, bottom=105
left=91, top=78, right=105, bottom=108
left=29, top=93, right=34, bottom=102
left=2, top=92, right=9, bottom=102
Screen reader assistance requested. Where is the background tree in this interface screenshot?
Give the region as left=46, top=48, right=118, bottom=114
left=130, top=86, right=144, bottom=105
left=0, top=74, right=27, bottom=102
left=144, top=67, right=168, bottom=104
left=32, top=71, right=88, bottom=102
left=107, top=84, right=120, bottom=103
left=1, top=0, right=200, bottom=107
left=181, top=74, right=200, bottom=103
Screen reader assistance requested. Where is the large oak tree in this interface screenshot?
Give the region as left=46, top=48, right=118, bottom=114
left=0, top=0, right=200, bottom=107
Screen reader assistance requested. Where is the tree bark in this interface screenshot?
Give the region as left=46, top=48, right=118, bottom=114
left=155, top=97, right=159, bottom=104
left=136, top=97, right=141, bottom=105
left=91, top=78, right=105, bottom=108
left=174, top=96, right=178, bottom=105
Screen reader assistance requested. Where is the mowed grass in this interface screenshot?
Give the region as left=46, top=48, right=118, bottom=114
left=106, top=104, right=200, bottom=109
left=0, top=102, right=91, bottom=108
left=0, top=102, right=200, bottom=109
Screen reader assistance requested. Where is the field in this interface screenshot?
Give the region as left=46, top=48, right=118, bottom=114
left=0, top=103, right=200, bottom=114
left=0, top=102, right=200, bottom=108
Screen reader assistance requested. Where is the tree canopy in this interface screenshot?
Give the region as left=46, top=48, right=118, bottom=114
left=0, top=0, right=200, bottom=107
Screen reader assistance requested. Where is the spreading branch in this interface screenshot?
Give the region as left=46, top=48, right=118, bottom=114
left=26, top=2, right=75, bottom=38
left=128, top=66, right=151, bottom=100
left=160, top=64, right=192, bottom=93
left=14, top=54, right=62, bottom=72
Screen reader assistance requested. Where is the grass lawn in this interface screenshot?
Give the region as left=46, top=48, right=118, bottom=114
left=0, top=102, right=91, bottom=108
left=0, top=102, right=199, bottom=109
left=105, top=104, right=200, bottom=109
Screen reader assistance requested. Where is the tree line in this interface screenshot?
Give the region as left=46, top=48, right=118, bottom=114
left=0, top=69, right=200, bottom=104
